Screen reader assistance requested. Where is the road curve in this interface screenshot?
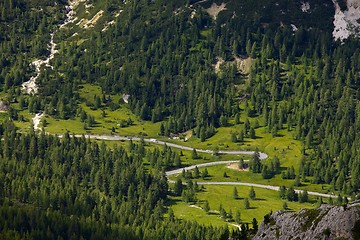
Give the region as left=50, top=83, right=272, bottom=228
left=166, top=161, right=341, bottom=200
left=166, top=160, right=240, bottom=176
left=194, top=182, right=339, bottom=199
left=67, top=134, right=340, bottom=199
left=75, top=134, right=268, bottom=160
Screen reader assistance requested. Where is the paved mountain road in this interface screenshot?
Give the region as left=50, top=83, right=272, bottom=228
left=76, top=134, right=268, bottom=159
left=166, top=161, right=341, bottom=199
left=165, top=160, right=241, bottom=176
left=67, top=134, right=341, bottom=199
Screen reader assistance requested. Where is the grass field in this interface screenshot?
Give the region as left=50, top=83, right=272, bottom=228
left=4, top=83, right=329, bottom=230
left=14, top=84, right=303, bottom=173
left=11, top=109, right=36, bottom=133
left=159, top=66, right=304, bottom=174
left=173, top=164, right=333, bottom=194
left=166, top=121, right=302, bottom=171
left=170, top=185, right=319, bottom=227
left=44, top=84, right=161, bottom=136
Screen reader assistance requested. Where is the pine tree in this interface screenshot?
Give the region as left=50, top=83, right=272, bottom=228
left=272, top=125, right=278, bottom=137
left=159, top=123, right=165, bottom=136
left=250, top=150, right=261, bottom=173
left=244, top=198, right=250, bottom=209
left=168, top=208, right=175, bottom=222
left=174, top=155, right=181, bottom=167
left=299, top=190, right=308, bottom=203
left=194, top=166, right=199, bottom=178
left=233, top=187, right=239, bottom=199
left=238, top=130, right=244, bottom=142
left=282, top=202, right=288, bottom=210
left=222, top=204, right=230, bottom=218
left=286, top=186, right=297, bottom=201
left=279, top=186, right=286, bottom=199
left=235, top=210, right=241, bottom=224
left=316, top=197, right=323, bottom=207
left=249, top=187, right=256, bottom=200
left=201, top=168, right=209, bottom=179
left=219, top=204, right=227, bottom=219
left=239, top=159, right=245, bottom=169
left=294, top=176, right=301, bottom=187
left=204, top=200, right=210, bottom=214
left=249, top=127, right=256, bottom=139
left=213, top=145, right=219, bottom=156
left=174, top=178, right=183, bottom=196
left=337, top=194, right=343, bottom=205
left=231, top=132, right=238, bottom=143
left=235, top=113, right=240, bottom=124
left=252, top=218, right=258, bottom=231
left=272, top=156, right=281, bottom=173
left=192, top=148, right=198, bottom=159
left=244, top=118, right=250, bottom=134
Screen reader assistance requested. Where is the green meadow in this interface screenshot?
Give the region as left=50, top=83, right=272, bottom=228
left=170, top=185, right=320, bottom=227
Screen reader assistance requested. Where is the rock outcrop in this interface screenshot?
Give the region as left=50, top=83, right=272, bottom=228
left=0, top=101, right=9, bottom=111
left=332, top=0, right=360, bottom=41
left=254, top=202, right=360, bottom=240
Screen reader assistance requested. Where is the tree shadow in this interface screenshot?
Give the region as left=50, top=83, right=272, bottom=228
left=166, top=198, right=181, bottom=206
left=254, top=136, right=263, bottom=139
left=207, top=212, right=218, bottom=216
left=234, top=197, right=245, bottom=200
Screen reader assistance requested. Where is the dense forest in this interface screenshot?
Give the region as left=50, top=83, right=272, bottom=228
left=0, top=121, right=240, bottom=239
left=36, top=0, right=360, bottom=195
left=0, top=0, right=360, bottom=238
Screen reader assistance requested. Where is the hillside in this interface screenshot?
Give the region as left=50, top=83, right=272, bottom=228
left=0, top=0, right=360, bottom=239
left=33, top=0, right=360, bottom=192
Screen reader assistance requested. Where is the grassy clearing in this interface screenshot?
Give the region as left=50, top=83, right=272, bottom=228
left=11, top=108, right=36, bottom=133
left=44, top=84, right=161, bottom=136
left=8, top=84, right=324, bottom=198
left=13, top=85, right=303, bottom=173
left=170, top=185, right=318, bottom=227
left=200, top=29, right=212, bottom=38
left=167, top=120, right=302, bottom=170
left=169, top=163, right=331, bottom=194
left=170, top=197, right=229, bottom=227
left=10, top=84, right=318, bottom=196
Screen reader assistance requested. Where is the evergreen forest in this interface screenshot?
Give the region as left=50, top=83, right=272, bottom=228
left=0, top=0, right=359, bottom=239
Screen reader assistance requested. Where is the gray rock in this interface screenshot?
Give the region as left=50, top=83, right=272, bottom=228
left=0, top=100, right=9, bottom=111
left=254, top=202, right=360, bottom=240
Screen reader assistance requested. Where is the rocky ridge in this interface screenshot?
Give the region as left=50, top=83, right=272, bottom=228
left=254, top=202, right=360, bottom=240
left=332, top=0, right=360, bottom=41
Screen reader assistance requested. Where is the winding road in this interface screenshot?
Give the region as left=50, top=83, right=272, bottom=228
left=165, top=161, right=341, bottom=200
left=24, top=0, right=343, bottom=206
left=76, top=134, right=268, bottom=159
left=76, top=134, right=340, bottom=199
left=165, top=160, right=240, bottom=176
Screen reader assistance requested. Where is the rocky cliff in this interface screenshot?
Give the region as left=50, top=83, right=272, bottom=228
left=253, top=202, right=360, bottom=240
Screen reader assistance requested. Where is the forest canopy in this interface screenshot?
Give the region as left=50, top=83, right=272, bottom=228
left=0, top=0, right=359, bottom=239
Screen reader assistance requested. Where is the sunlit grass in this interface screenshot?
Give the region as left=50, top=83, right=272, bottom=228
left=169, top=164, right=331, bottom=194
left=170, top=185, right=319, bottom=227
